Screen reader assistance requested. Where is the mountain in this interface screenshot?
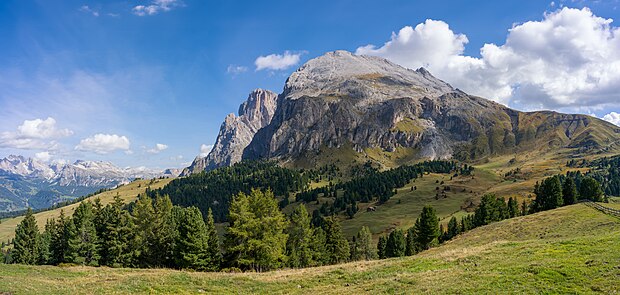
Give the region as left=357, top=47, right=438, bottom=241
left=182, top=89, right=279, bottom=175
left=0, top=155, right=169, bottom=211
left=240, top=50, right=620, bottom=166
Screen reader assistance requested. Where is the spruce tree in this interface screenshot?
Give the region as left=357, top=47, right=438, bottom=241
left=507, top=197, right=519, bottom=218
left=446, top=216, right=460, bottom=240
left=377, top=235, right=388, bottom=259
left=286, top=204, right=313, bottom=268
left=49, top=210, right=69, bottom=264
left=322, top=216, right=350, bottom=264
left=38, top=219, right=53, bottom=264
left=205, top=208, right=221, bottom=271
left=405, top=225, right=418, bottom=256
left=12, top=208, right=40, bottom=265
left=310, top=226, right=329, bottom=266
left=579, top=177, right=603, bottom=202
left=176, top=206, right=210, bottom=270
left=132, top=193, right=156, bottom=267
left=99, top=195, right=135, bottom=267
left=224, top=189, right=288, bottom=271
left=385, top=229, right=406, bottom=257
left=415, top=205, right=440, bottom=251
left=67, top=202, right=99, bottom=266
left=562, top=177, right=578, bottom=205
left=153, top=194, right=178, bottom=268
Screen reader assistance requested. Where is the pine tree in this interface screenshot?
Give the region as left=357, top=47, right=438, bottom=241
left=176, top=206, right=210, bottom=270
left=286, top=204, right=313, bottom=268
left=67, top=202, right=99, bottom=266
left=533, top=176, right=563, bottom=211
left=99, top=195, right=135, bottom=267
left=415, top=205, right=440, bottom=251
left=385, top=229, right=406, bottom=257
left=579, top=177, right=603, bottom=202
left=205, top=208, right=221, bottom=271
left=562, top=177, right=578, bottom=205
left=38, top=219, right=53, bottom=264
left=224, top=189, right=288, bottom=271
left=354, top=226, right=376, bottom=261
left=12, top=208, right=40, bottom=265
left=322, top=216, right=350, bottom=264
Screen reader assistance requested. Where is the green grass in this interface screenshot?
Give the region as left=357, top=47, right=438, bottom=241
left=0, top=178, right=174, bottom=244
left=0, top=204, right=617, bottom=294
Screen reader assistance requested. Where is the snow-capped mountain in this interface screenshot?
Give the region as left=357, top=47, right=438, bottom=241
left=0, top=155, right=176, bottom=211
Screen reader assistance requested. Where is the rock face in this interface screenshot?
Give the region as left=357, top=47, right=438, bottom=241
left=182, top=89, right=279, bottom=175
left=242, top=50, right=620, bottom=163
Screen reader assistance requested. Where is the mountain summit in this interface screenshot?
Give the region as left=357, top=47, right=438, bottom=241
left=188, top=50, right=620, bottom=172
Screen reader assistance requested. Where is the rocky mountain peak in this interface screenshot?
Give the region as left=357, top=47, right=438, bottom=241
left=181, top=88, right=279, bottom=175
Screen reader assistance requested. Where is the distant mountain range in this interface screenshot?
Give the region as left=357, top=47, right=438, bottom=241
left=0, top=155, right=177, bottom=211
left=184, top=50, right=620, bottom=173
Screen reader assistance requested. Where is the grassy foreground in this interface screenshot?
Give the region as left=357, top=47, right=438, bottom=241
left=0, top=203, right=618, bottom=294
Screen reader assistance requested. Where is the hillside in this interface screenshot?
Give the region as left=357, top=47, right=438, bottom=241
left=0, top=203, right=617, bottom=294
left=0, top=177, right=173, bottom=244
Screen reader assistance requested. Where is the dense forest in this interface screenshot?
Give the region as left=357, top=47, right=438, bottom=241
left=567, top=155, right=620, bottom=196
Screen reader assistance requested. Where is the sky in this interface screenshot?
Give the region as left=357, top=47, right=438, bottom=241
left=1, top=0, right=619, bottom=170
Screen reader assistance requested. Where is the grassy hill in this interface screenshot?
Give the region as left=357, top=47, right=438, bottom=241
left=0, top=178, right=173, bottom=244
left=0, top=203, right=617, bottom=294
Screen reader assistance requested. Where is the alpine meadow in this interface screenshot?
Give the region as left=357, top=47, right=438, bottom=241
left=1, top=1, right=620, bottom=294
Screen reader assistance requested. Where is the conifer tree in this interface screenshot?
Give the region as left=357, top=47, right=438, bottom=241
left=176, top=206, right=210, bottom=270
left=225, top=189, right=288, bottom=271
left=377, top=235, right=388, bottom=259
left=67, top=202, right=99, bottom=266
left=385, top=229, right=406, bottom=257
left=205, top=208, right=221, bottom=271
left=405, top=226, right=418, bottom=256
left=286, top=204, right=313, bottom=268
left=562, top=177, right=578, bottom=205
left=579, top=177, right=603, bottom=202
left=12, top=208, right=40, bottom=265
left=310, top=226, right=329, bottom=266
left=414, top=205, right=440, bottom=251
left=322, top=216, right=349, bottom=264
left=132, top=193, right=156, bottom=267
left=446, top=216, right=460, bottom=240
left=507, top=197, right=519, bottom=218
left=354, top=226, right=376, bottom=260
left=99, top=195, right=135, bottom=267
left=153, top=194, right=178, bottom=268
left=49, top=210, right=69, bottom=264
left=38, top=219, right=53, bottom=264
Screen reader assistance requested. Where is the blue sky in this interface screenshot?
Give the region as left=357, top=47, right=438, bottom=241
left=1, top=0, right=619, bottom=169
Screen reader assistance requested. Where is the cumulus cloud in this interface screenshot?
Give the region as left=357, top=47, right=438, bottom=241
left=603, top=112, right=620, bottom=126
left=255, top=51, right=302, bottom=71
left=200, top=144, right=213, bottom=157
left=75, top=134, right=131, bottom=154
left=0, top=117, right=73, bottom=150
left=356, top=7, right=620, bottom=111
left=35, top=151, right=52, bottom=162
left=147, top=143, right=168, bottom=154
left=133, top=0, right=183, bottom=16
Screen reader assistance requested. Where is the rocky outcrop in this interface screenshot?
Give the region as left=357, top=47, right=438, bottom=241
left=182, top=89, right=279, bottom=175
left=242, top=50, right=620, bottom=163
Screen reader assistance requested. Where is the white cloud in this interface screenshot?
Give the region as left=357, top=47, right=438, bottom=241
left=603, top=112, right=620, bottom=126
left=227, top=65, right=248, bottom=75
left=147, top=143, right=168, bottom=154
left=79, top=5, right=99, bottom=17
left=75, top=134, right=131, bottom=154
left=35, top=151, right=52, bottom=162
left=133, top=0, right=183, bottom=16
left=0, top=117, right=73, bottom=150
left=255, top=51, right=302, bottom=71
left=200, top=144, right=213, bottom=157
left=356, top=7, right=620, bottom=111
